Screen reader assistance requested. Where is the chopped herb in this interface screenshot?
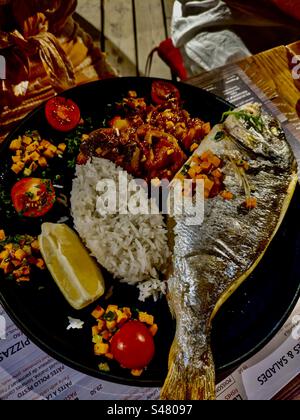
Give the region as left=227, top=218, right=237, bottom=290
left=131, top=308, right=140, bottom=320
left=98, top=363, right=110, bottom=373
left=214, top=131, right=225, bottom=142
left=222, top=110, right=265, bottom=133
left=104, top=311, right=117, bottom=322
left=181, top=165, right=190, bottom=176
left=25, top=192, right=34, bottom=199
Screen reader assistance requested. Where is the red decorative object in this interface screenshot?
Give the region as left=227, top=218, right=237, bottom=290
left=271, top=0, right=300, bottom=20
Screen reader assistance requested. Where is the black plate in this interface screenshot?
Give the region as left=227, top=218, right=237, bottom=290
left=0, top=77, right=299, bottom=387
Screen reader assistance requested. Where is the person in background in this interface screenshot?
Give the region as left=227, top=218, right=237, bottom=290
left=172, top=0, right=300, bottom=76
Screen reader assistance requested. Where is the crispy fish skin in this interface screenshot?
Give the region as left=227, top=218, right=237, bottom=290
left=161, top=104, right=298, bottom=400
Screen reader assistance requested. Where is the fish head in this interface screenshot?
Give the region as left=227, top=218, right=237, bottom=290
left=224, top=103, right=296, bottom=170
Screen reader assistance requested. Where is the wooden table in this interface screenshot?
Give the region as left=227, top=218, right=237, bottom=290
left=189, top=42, right=300, bottom=401
left=77, top=0, right=174, bottom=78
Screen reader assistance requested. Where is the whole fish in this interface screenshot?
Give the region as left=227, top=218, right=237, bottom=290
left=161, top=104, right=298, bottom=400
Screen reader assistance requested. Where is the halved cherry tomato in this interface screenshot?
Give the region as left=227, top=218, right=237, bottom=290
left=45, top=97, right=81, bottom=132
left=151, top=81, right=180, bottom=105
left=110, top=321, right=155, bottom=370
left=11, top=178, right=56, bottom=218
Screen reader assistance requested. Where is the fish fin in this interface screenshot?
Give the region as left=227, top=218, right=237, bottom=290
left=161, top=341, right=216, bottom=401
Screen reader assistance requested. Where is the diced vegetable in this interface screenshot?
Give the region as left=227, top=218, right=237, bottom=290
left=9, top=132, right=67, bottom=176
left=245, top=197, right=257, bottom=209
left=91, top=305, right=157, bottom=377
left=0, top=231, right=45, bottom=283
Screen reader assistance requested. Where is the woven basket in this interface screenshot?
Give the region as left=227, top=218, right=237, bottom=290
left=0, top=0, right=116, bottom=143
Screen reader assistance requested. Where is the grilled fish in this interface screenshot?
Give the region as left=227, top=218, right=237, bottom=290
left=161, top=104, right=298, bottom=400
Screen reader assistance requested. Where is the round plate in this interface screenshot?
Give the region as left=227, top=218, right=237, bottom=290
left=0, top=77, right=299, bottom=387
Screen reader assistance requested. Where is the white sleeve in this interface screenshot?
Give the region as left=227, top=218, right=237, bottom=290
left=172, top=0, right=250, bottom=74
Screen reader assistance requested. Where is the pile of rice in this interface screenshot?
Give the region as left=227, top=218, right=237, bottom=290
left=71, top=157, right=170, bottom=301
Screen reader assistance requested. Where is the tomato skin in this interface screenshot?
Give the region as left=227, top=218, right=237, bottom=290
left=45, top=97, right=81, bottom=132
left=110, top=321, right=155, bottom=370
left=11, top=178, right=56, bottom=218
left=151, top=81, right=180, bottom=105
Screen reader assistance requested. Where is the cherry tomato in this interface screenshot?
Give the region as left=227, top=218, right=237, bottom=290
left=151, top=81, right=180, bottom=105
left=45, top=97, right=81, bottom=132
left=110, top=321, right=155, bottom=370
left=11, top=178, right=56, bottom=218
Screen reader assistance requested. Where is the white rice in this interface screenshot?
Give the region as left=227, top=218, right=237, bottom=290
left=71, top=158, right=170, bottom=301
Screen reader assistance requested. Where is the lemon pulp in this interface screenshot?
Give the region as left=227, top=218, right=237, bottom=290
left=39, top=223, right=105, bottom=310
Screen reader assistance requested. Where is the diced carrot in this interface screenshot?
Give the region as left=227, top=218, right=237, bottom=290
left=131, top=369, right=143, bottom=377
left=212, top=169, right=223, bottom=179
left=201, top=150, right=214, bottom=162
left=106, top=320, right=117, bottom=331
left=29, top=151, right=40, bottom=162
left=221, top=191, right=234, bottom=200
left=106, top=305, right=118, bottom=314
left=38, top=157, right=48, bottom=168
left=43, top=149, right=55, bottom=159
left=40, top=140, right=51, bottom=148
left=245, top=197, right=257, bottom=209
left=11, top=162, right=25, bottom=174
left=105, top=353, right=114, bottom=360
left=92, top=326, right=100, bottom=337
left=97, top=320, right=106, bottom=332
left=0, top=249, right=9, bottom=261
left=91, top=306, right=105, bottom=320
left=12, top=155, right=21, bottom=163
left=188, top=166, right=201, bottom=178
left=9, top=138, right=22, bottom=152
left=101, top=330, right=111, bottom=341
left=22, top=136, right=32, bottom=146
left=201, top=122, right=211, bottom=136
left=200, top=161, right=212, bottom=173
left=57, top=143, right=67, bottom=153
left=26, top=142, right=39, bottom=154
left=94, top=343, right=110, bottom=356
left=190, top=143, right=199, bottom=153
left=31, top=240, right=40, bottom=252
left=209, top=155, right=221, bottom=168
left=149, top=324, right=158, bottom=337
left=14, top=249, right=27, bottom=261
left=191, top=156, right=201, bottom=165
left=122, top=307, right=132, bottom=318
left=204, top=178, right=214, bottom=194
left=35, top=258, right=46, bottom=270
left=138, top=312, right=154, bottom=326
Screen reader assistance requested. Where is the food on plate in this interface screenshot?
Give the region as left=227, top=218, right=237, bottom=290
left=0, top=231, right=45, bottom=282
left=92, top=304, right=157, bottom=376
left=39, top=223, right=105, bottom=310
left=161, top=104, right=298, bottom=400
left=77, top=86, right=210, bottom=180
left=151, top=80, right=181, bottom=105
left=71, top=157, right=170, bottom=301
left=11, top=178, right=56, bottom=218
left=9, top=131, right=66, bottom=176
left=45, top=97, right=81, bottom=132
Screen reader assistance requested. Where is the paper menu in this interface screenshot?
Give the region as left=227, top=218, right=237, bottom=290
left=0, top=298, right=299, bottom=401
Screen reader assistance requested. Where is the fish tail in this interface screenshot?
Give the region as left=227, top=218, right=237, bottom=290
left=160, top=341, right=216, bottom=401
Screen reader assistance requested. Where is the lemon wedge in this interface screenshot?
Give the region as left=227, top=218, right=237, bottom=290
left=39, top=223, right=105, bottom=310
